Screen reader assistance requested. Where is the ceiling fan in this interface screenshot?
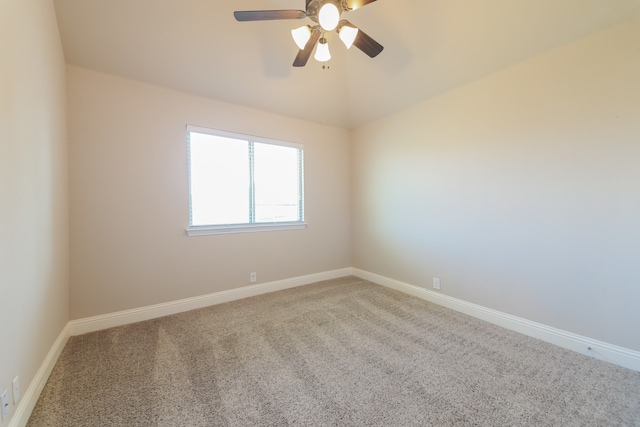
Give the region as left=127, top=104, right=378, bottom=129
left=234, top=0, right=383, bottom=67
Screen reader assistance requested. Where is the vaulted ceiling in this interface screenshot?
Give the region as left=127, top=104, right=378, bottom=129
left=54, top=0, right=640, bottom=129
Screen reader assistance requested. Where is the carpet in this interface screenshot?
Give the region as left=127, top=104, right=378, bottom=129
left=28, top=276, right=640, bottom=426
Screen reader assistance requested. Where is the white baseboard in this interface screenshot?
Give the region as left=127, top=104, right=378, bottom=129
left=8, top=325, right=70, bottom=427
left=353, top=268, right=640, bottom=372
left=69, top=268, right=353, bottom=336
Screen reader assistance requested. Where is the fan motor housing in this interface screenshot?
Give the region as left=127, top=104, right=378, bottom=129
left=306, top=0, right=345, bottom=22
left=306, top=0, right=320, bottom=22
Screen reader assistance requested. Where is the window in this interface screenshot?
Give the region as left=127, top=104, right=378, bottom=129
left=186, top=125, right=305, bottom=235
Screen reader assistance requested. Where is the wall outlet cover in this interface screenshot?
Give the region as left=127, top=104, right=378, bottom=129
left=12, top=377, right=19, bottom=404
left=1, top=389, right=8, bottom=420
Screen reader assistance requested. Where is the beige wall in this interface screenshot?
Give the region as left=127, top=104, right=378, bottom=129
left=0, top=0, right=69, bottom=423
left=352, top=20, right=640, bottom=352
left=67, top=66, right=351, bottom=319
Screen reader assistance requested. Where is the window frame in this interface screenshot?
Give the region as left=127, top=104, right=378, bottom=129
left=185, top=125, right=306, bottom=236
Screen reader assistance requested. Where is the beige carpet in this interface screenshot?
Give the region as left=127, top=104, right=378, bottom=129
left=28, top=276, right=640, bottom=426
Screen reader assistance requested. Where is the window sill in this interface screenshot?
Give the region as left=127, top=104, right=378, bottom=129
left=186, top=222, right=307, bottom=236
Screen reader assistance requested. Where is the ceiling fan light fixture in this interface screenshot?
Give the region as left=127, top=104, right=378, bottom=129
left=338, top=22, right=359, bottom=49
left=314, top=37, right=331, bottom=62
left=318, top=2, right=340, bottom=31
left=291, top=25, right=312, bottom=50
left=233, top=0, right=383, bottom=68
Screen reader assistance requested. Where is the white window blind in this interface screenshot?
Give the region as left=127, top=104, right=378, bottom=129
left=186, top=125, right=305, bottom=235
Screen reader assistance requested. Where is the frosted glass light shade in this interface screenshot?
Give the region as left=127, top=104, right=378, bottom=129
left=338, top=24, right=358, bottom=49
left=291, top=25, right=312, bottom=50
left=318, top=3, right=340, bottom=31
left=314, top=38, right=331, bottom=62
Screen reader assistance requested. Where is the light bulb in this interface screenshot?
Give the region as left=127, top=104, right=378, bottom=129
left=318, top=3, right=340, bottom=31
left=314, top=37, right=331, bottom=62
left=291, top=25, right=312, bottom=50
left=338, top=23, right=358, bottom=49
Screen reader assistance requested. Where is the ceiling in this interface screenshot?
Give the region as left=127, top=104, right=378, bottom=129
left=53, top=0, right=640, bottom=129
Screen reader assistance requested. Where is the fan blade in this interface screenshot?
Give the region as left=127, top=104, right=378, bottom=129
left=293, top=30, right=321, bottom=67
left=344, top=0, right=377, bottom=10
left=352, top=26, right=384, bottom=58
left=234, top=10, right=306, bottom=21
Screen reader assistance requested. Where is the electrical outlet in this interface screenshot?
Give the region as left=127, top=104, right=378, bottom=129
left=12, top=377, right=19, bottom=405
left=433, top=278, right=441, bottom=290
left=1, top=389, right=8, bottom=421
left=250, top=272, right=257, bottom=283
